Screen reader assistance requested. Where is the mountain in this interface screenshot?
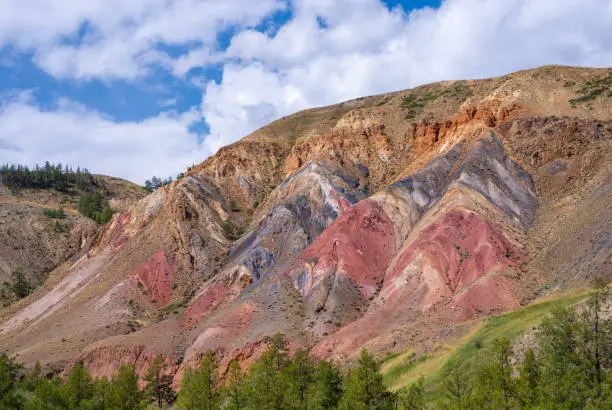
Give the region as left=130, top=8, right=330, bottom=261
left=0, top=65, right=610, bottom=386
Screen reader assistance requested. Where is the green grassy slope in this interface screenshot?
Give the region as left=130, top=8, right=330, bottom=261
left=381, top=291, right=589, bottom=401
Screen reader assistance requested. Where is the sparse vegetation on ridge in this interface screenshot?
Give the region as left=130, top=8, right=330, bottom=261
left=401, top=82, right=473, bottom=121
left=144, top=175, right=174, bottom=192
left=568, top=72, right=612, bottom=107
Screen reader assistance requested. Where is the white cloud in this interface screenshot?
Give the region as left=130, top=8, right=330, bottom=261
left=0, top=92, right=204, bottom=183
left=200, top=0, right=612, bottom=153
left=0, top=0, right=611, bottom=182
left=0, top=0, right=285, bottom=80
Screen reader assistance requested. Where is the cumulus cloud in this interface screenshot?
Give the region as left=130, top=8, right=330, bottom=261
left=0, top=0, right=611, bottom=182
left=200, top=0, right=612, bottom=152
left=0, top=0, right=285, bottom=80
left=0, top=92, right=204, bottom=183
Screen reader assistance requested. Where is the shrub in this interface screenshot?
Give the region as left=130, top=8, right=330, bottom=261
left=53, top=220, right=65, bottom=233
left=43, top=206, right=65, bottom=219
left=78, top=193, right=114, bottom=224
left=222, top=220, right=243, bottom=240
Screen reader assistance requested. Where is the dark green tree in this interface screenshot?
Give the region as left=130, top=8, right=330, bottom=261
left=225, top=360, right=246, bottom=410
left=176, top=351, right=219, bottom=410
left=0, top=353, right=23, bottom=409
left=86, top=376, right=112, bottom=410
left=78, top=192, right=114, bottom=224
left=312, top=360, right=342, bottom=410
left=538, top=306, right=587, bottom=407
left=339, top=349, right=391, bottom=410
left=442, top=362, right=471, bottom=409
left=244, top=333, right=289, bottom=410
left=31, top=376, right=66, bottom=410
left=65, top=362, right=93, bottom=409
left=4, top=268, right=34, bottom=299
left=518, top=348, right=540, bottom=407
left=471, top=338, right=517, bottom=410
left=396, top=376, right=426, bottom=410
left=20, top=360, right=42, bottom=392
left=109, top=363, right=145, bottom=410
left=101, top=204, right=114, bottom=225
left=282, top=348, right=315, bottom=410
left=143, top=356, right=175, bottom=408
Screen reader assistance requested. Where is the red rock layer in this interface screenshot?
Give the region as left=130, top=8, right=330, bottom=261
left=386, top=209, right=525, bottom=316
left=289, top=199, right=396, bottom=299
left=134, top=251, right=175, bottom=307
left=180, top=283, right=229, bottom=329
left=310, top=208, right=526, bottom=359
left=78, top=345, right=178, bottom=387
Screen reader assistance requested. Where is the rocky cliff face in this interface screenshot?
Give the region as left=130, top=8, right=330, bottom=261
left=1, top=66, right=610, bottom=383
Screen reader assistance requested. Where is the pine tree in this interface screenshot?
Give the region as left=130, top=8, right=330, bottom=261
left=176, top=351, right=219, bottom=410
left=245, top=350, right=279, bottom=410
left=282, top=348, right=315, bottom=410
left=581, top=278, right=611, bottom=396
left=87, top=376, right=112, bottom=410
left=21, top=360, right=42, bottom=391
left=471, top=338, right=517, bottom=410
left=397, top=376, right=426, bottom=410
left=32, top=376, right=66, bottom=410
left=226, top=360, right=246, bottom=410
left=0, top=353, right=23, bottom=409
left=537, top=306, right=586, bottom=407
left=101, top=204, right=114, bottom=224
left=244, top=334, right=289, bottom=410
left=518, top=348, right=540, bottom=407
left=144, top=356, right=175, bottom=408
left=442, top=362, right=471, bottom=409
left=7, top=268, right=33, bottom=299
left=339, top=349, right=391, bottom=410
left=54, top=220, right=65, bottom=233
left=110, top=363, right=145, bottom=410
left=66, top=362, right=93, bottom=409
left=312, top=360, right=342, bottom=410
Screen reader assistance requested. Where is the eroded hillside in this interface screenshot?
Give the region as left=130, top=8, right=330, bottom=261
left=0, top=173, right=145, bottom=308
left=0, top=65, right=610, bottom=384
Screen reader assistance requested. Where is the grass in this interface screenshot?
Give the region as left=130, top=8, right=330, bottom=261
left=400, top=82, right=472, bottom=121
left=568, top=72, right=612, bottom=106
left=381, top=291, right=589, bottom=401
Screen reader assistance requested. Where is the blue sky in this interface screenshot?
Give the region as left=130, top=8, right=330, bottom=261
left=0, top=0, right=610, bottom=183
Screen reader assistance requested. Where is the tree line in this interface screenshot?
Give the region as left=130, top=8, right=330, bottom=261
left=0, top=284, right=608, bottom=409
left=144, top=176, right=174, bottom=192
left=0, top=162, right=95, bottom=192
left=144, top=173, right=185, bottom=192
left=0, top=162, right=116, bottom=224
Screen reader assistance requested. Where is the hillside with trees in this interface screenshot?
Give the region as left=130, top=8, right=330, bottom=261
left=0, top=162, right=145, bottom=308
left=0, top=162, right=96, bottom=192
left=0, top=284, right=609, bottom=409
